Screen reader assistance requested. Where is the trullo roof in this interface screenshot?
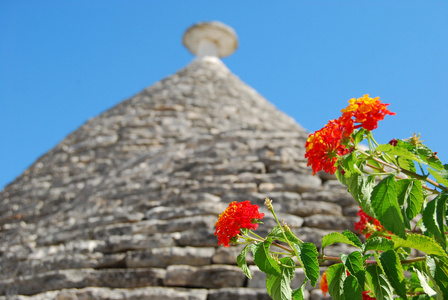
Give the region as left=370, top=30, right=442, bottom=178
left=0, top=21, right=357, bottom=300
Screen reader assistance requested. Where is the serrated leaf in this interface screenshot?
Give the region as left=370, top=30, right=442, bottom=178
left=436, top=195, right=448, bottom=249
left=326, top=263, right=346, bottom=300
left=415, top=143, right=444, bottom=170
left=267, top=225, right=302, bottom=245
left=434, top=261, right=448, bottom=297
left=353, top=128, right=367, bottom=145
left=341, top=251, right=365, bottom=289
left=342, top=230, right=362, bottom=248
left=396, top=179, right=423, bottom=229
left=422, top=195, right=447, bottom=250
left=266, top=257, right=295, bottom=300
left=391, top=234, right=447, bottom=257
left=237, top=244, right=252, bottom=279
left=371, top=175, right=406, bottom=238
left=379, top=250, right=407, bottom=299
left=321, top=232, right=361, bottom=251
left=363, top=236, right=395, bottom=253
left=346, top=174, right=376, bottom=217
left=366, top=265, right=394, bottom=300
left=415, top=267, right=437, bottom=297
left=340, top=152, right=362, bottom=176
left=397, top=156, right=417, bottom=173
left=292, top=281, right=307, bottom=300
left=252, top=239, right=281, bottom=277
left=428, top=168, right=448, bottom=190
left=343, top=275, right=363, bottom=300
left=267, top=225, right=284, bottom=239
left=376, top=143, right=419, bottom=161
left=295, top=243, right=320, bottom=287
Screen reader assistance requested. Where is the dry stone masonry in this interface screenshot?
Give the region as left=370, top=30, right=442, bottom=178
left=0, top=22, right=357, bottom=299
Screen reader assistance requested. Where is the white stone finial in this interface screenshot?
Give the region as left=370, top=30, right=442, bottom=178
left=182, top=21, right=238, bottom=58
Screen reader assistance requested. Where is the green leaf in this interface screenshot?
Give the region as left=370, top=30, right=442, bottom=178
left=327, top=263, right=347, bottom=300
left=353, top=128, right=367, bottom=145
left=415, top=267, right=437, bottom=297
left=411, top=295, right=432, bottom=300
left=321, top=232, right=361, bottom=251
left=252, top=239, right=281, bottom=276
left=366, top=265, right=394, bottom=300
left=267, top=225, right=302, bottom=244
left=340, top=152, right=362, bottom=177
left=341, top=251, right=365, bottom=289
left=347, top=174, right=376, bottom=217
left=414, top=143, right=444, bottom=170
left=295, top=243, right=320, bottom=287
left=422, top=195, right=447, bottom=250
left=237, top=244, right=252, bottom=279
left=371, top=175, right=406, bottom=238
left=267, top=225, right=284, bottom=239
left=266, top=257, right=295, bottom=300
left=379, top=250, right=407, bottom=299
left=362, top=236, right=395, bottom=253
left=428, top=168, right=448, bottom=189
left=342, top=230, right=362, bottom=249
left=391, top=234, right=447, bottom=257
left=434, top=261, right=448, bottom=297
left=397, top=156, right=417, bottom=173
left=343, top=275, right=363, bottom=300
left=396, top=179, right=423, bottom=229
left=292, top=281, right=307, bottom=300
left=376, top=143, right=419, bottom=161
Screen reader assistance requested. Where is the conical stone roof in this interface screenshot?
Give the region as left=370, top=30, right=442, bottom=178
left=0, top=22, right=357, bottom=300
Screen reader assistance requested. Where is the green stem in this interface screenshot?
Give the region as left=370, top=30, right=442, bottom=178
left=320, top=254, right=426, bottom=266
left=272, top=242, right=294, bottom=254
left=359, top=149, right=448, bottom=193
left=249, top=231, right=266, bottom=241
left=366, top=163, right=440, bottom=194
left=364, top=256, right=426, bottom=266
left=269, top=204, right=297, bottom=253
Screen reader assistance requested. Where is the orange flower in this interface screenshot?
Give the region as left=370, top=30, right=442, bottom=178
left=215, top=201, right=264, bottom=247
left=354, top=208, right=390, bottom=239
left=305, top=119, right=350, bottom=175
left=320, top=270, right=328, bottom=296
left=305, top=95, right=394, bottom=175
left=341, top=94, right=395, bottom=132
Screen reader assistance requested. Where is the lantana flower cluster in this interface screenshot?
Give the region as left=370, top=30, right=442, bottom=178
left=214, top=200, right=264, bottom=247
left=354, top=208, right=390, bottom=239
left=305, top=94, right=395, bottom=175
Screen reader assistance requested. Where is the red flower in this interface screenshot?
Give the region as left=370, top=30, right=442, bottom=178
left=320, top=271, right=328, bottom=296
left=305, top=119, right=350, bottom=175
left=215, top=201, right=265, bottom=247
left=362, top=291, right=376, bottom=300
left=354, top=208, right=390, bottom=239
left=341, top=94, right=395, bottom=132
left=305, top=95, right=394, bottom=176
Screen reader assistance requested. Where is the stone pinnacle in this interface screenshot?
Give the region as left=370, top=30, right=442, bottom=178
left=182, top=21, right=238, bottom=58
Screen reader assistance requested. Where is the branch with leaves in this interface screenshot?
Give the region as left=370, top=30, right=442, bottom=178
left=215, top=95, right=448, bottom=300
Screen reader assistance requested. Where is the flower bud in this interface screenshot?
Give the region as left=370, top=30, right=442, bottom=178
left=265, top=198, right=273, bottom=211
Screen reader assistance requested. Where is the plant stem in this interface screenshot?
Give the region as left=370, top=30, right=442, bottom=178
left=272, top=242, right=294, bottom=254
left=359, top=149, right=448, bottom=193
left=366, top=163, right=440, bottom=194
left=268, top=201, right=298, bottom=253
left=320, top=254, right=426, bottom=266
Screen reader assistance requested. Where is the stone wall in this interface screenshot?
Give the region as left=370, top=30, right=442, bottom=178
left=0, top=57, right=357, bottom=299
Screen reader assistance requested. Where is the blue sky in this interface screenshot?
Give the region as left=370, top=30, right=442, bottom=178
left=1, top=1, right=447, bottom=189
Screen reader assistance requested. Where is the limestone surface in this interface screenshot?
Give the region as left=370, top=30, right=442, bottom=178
left=0, top=56, right=357, bottom=299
